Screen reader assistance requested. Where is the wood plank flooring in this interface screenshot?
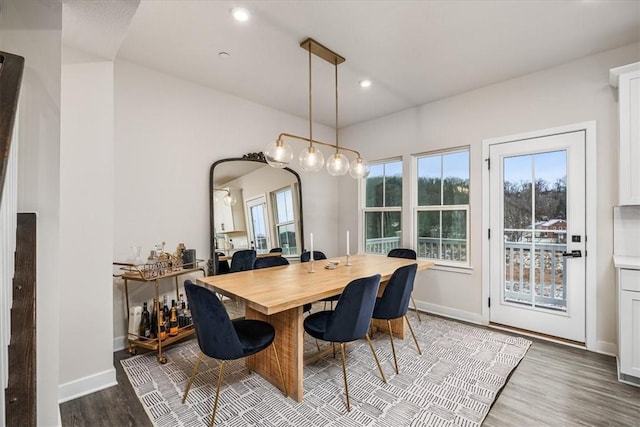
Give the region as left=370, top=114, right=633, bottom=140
left=5, top=213, right=36, bottom=426
left=60, top=321, right=640, bottom=426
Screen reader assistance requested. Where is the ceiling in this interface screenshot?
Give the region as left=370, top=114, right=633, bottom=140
left=64, top=0, right=640, bottom=128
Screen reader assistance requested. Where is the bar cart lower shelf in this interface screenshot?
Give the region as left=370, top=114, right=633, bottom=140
left=114, top=261, right=205, bottom=364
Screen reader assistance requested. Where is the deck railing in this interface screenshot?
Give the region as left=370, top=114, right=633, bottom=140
left=502, top=241, right=567, bottom=310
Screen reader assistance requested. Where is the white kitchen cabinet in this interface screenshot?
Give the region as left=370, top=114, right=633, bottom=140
left=610, top=63, right=640, bottom=206
left=616, top=260, right=640, bottom=386
left=214, top=188, right=246, bottom=233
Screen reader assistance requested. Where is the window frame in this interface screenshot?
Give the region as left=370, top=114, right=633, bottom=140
left=413, top=147, right=471, bottom=267
left=270, top=185, right=300, bottom=256
left=361, top=157, right=403, bottom=255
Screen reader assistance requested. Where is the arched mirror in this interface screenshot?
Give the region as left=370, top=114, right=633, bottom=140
left=210, top=152, right=304, bottom=272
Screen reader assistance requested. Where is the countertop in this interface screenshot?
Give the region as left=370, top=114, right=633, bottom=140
left=613, top=255, right=640, bottom=270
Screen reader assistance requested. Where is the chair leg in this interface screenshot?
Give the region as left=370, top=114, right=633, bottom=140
left=315, top=338, right=321, bottom=352
left=339, top=342, right=350, bottom=412
left=210, top=360, right=226, bottom=427
left=404, top=315, right=422, bottom=355
left=182, top=351, right=204, bottom=404
left=387, top=320, right=399, bottom=374
left=411, top=295, right=421, bottom=322
left=365, top=333, right=387, bottom=384
left=271, top=343, right=288, bottom=397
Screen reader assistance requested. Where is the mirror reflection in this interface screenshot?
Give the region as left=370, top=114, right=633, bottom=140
left=210, top=154, right=303, bottom=265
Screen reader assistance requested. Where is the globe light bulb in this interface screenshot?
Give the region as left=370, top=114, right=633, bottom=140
left=264, top=139, right=293, bottom=168
left=349, top=157, right=370, bottom=178
left=326, top=152, right=350, bottom=176
left=299, top=146, right=325, bottom=172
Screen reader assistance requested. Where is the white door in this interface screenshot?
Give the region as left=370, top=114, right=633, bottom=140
left=489, top=130, right=586, bottom=342
left=246, top=196, right=271, bottom=254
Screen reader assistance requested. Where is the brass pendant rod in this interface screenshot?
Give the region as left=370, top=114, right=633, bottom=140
left=308, top=45, right=313, bottom=147
left=334, top=59, right=339, bottom=154
left=278, top=132, right=361, bottom=158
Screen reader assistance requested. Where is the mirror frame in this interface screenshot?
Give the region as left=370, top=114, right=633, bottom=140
left=209, top=152, right=304, bottom=260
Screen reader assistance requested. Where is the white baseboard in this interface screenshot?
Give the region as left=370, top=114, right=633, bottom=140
left=593, top=340, right=617, bottom=357
left=58, top=367, right=117, bottom=403
left=113, top=335, right=127, bottom=352
left=416, top=301, right=484, bottom=325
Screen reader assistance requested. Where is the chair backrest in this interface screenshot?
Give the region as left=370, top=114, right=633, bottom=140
left=254, top=255, right=289, bottom=269
left=373, top=263, right=418, bottom=320
left=184, top=281, right=245, bottom=360
left=387, top=248, right=417, bottom=260
left=269, top=247, right=283, bottom=253
left=300, top=250, right=327, bottom=263
left=323, top=274, right=381, bottom=343
left=214, top=252, right=230, bottom=274
left=230, top=249, right=256, bottom=272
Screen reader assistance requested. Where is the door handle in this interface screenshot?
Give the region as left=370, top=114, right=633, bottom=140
left=562, top=250, right=582, bottom=258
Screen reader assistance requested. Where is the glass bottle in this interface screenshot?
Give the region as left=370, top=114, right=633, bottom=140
left=150, top=299, right=158, bottom=339
left=139, top=302, right=151, bottom=339
left=169, top=300, right=179, bottom=336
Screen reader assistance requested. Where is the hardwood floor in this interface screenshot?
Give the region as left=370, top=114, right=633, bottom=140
left=60, top=326, right=640, bottom=427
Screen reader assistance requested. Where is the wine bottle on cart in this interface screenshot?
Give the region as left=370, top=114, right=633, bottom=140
left=150, top=298, right=158, bottom=339
left=169, top=300, right=179, bottom=336
left=139, top=302, right=151, bottom=339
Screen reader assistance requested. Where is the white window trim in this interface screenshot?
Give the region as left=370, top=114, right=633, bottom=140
left=359, top=157, right=403, bottom=254
left=413, top=148, right=471, bottom=268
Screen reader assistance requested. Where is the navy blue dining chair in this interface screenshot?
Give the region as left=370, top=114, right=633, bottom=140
left=303, top=274, right=386, bottom=411
left=214, top=252, right=230, bottom=274
left=300, top=250, right=327, bottom=262
left=229, top=249, right=256, bottom=273
left=269, top=247, right=283, bottom=253
left=301, top=250, right=340, bottom=309
left=387, top=248, right=421, bottom=321
left=182, top=281, right=287, bottom=426
left=372, top=263, right=422, bottom=374
left=253, top=255, right=289, bottom=269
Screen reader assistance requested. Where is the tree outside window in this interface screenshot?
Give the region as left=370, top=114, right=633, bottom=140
left=273, top=187, right=297, bottom=256
left=416, top=149, right=469, bottom=264
left=363, top=160, right=403, bottom=254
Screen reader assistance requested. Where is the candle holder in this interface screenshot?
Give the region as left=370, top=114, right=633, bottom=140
left=308, top=259, right=316, bottom=273
left=346, top=254, right=352, bottom=266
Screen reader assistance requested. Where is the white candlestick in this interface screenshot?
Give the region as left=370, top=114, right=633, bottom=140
left=346, top=230, right=350, bottom=255
left=310, top=233, right=314, bottom=261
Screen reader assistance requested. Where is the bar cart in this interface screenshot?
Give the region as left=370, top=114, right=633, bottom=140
left=113, top=260, right=205, bottom=364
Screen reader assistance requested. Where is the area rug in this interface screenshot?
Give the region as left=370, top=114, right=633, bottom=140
left=121, top=307, right=531, bottom=427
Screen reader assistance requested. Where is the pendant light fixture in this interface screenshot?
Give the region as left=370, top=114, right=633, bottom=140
left=264, top=38, right=369, bottom=179
left=213, top=188, right=237, bottom=206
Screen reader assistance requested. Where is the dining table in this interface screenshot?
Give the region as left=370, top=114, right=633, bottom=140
left=197, top=253, right=434, bottom=402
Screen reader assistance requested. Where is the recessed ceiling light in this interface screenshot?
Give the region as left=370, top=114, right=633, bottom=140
left=218, top=51, right=231, bottom=59
left=231, top=7, right=250, bottom=22
left=359, top=80, right=372, bottom=88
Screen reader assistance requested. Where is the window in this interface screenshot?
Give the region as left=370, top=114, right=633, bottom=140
left=272, top=187, right=298, bottom=256
left=415, top=149, right=469, bottom=265
left=363, top=159, right=403, bottom=254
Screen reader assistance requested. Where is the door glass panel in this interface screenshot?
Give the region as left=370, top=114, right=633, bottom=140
left=277, top=223, right=297, bottom=256
left=250, top=204, right=268, bottom=254
left=502, top=150, right=568, bottom=312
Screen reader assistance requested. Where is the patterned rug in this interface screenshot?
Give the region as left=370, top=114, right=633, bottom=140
left=121, top=305, right=530, bottom=427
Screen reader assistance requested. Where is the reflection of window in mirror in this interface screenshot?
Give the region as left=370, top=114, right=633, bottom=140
left=246, top=196, right=270, bottom=254
left=271, top=185, right=299, bottom=256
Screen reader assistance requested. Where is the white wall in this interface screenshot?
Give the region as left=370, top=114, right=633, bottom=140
left=112, top=59, right=341, bottom=343
left=59, top=49, right=116, bottom=401
left=339, top=43, right=640, bottom=350
left=1, top=0, right=63, bottom=424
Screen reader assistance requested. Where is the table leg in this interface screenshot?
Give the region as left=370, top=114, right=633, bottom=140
left=371, top=317, right=405, bottom=339
left=246, top=306, right=303, bottom=402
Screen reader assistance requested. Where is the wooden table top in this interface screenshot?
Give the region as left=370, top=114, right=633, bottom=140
left=198, top=254, right=434, bottom=316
